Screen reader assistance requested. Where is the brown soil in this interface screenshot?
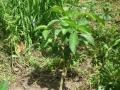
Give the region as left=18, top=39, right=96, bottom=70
left=9, top=66, right=92, bottom=90
left=8, top=55, right=93, bottom=90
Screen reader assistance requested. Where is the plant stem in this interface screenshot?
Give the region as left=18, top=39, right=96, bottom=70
left=59, top=67, right=67, bottom=90
left=59, top=72, right=64, bottom=90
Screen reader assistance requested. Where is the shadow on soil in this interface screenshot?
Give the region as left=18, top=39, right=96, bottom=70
left=27, top=67, right=81, bottom=90
left=27, top=68, right=63, bottom=90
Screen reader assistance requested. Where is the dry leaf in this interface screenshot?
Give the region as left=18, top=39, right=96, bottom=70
left=16, top=42, right=26, bottom=54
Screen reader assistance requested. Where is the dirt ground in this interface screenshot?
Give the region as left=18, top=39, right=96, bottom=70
left=8, top=58, right=93, bottom=90
left=0, top=37, right=92, bottom=90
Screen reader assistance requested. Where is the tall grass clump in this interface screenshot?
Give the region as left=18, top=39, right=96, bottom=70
left=0, top=0, right=63, bottom=53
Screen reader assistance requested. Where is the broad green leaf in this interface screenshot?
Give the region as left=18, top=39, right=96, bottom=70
left=86, top=13, right=96, bottom=21
left=78, top=25, right=90, bottom=33
left=78, top=18, right=88, bottom=26
left=50, top=5, right=63, bottom=14
left=69, top=32, right=79, bottom=54
left=0, top=80, right=9, bottom=90
left=61, top=28, right=69, bottom=35
left=60, top=20, right=69, bottom=27
left=78, top=13, right=105, bottom=25
left=63, top=6, right=69, bottom=11
left=54, top=29, right=61, bottom=39
left=35, top=25, right=48, bottom=30
left=80, top=33, right=95, bottom=46
left=63, top=19, right=77, bottom=29
left=42, top=30, right=50, bottom=40
left=47, top=19, right=59, bottom=27
left=44, top=38, right=53, bottom=47
left=87, top=13, right=105, bottom=25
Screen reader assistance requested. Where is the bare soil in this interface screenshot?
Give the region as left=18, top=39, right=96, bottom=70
left=9, top=61, right=92, bottom=90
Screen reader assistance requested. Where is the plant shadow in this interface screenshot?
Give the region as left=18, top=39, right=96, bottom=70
left=27, top=67, right=82, bottom=90
left=27, top=67, right=65, bottom=90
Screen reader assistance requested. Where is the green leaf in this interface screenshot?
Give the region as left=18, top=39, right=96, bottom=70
left=42, top=30, right=50, bottom=40
left=112, top=39, right=120, bottom=48
left=50, top=5, right=63, bottom=14
left=61, top=28, right=69, bottom=35
left=87, top=13, right=105, bottom=25
left=80, top=33, right=95, bottom=46
left=79, top=13, right=105, bottom=25
left=69, top=32, right=79, bottom=54
left=44, top=38, right=53, bottom=47
left=0, top=80, right=9, bottom=90
left=63, top=19, right=77, bottom=29
left=35, top=25, right=48, bottom=31
left=78, top=18, right=88, bottom=26
left=60, top=20, right=69, bottom=27
left=47, top=19, right=59, bottom=27
left=78, top=25, right=90, bottom=33
left=54, top=29, right=61, bottom=39
left=63, top=6, right=69, bottom=11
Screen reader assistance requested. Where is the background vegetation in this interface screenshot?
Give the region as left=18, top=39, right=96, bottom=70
left=0, top=0, right=120, bottom=90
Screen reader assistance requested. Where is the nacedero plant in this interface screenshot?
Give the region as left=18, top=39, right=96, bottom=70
left=0, top=0, right=105, bottom=89
left=35, top=5, right=104, bottom=90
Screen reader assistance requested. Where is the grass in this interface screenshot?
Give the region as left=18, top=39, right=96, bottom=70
left=0, top=0, right=63, bottom=52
